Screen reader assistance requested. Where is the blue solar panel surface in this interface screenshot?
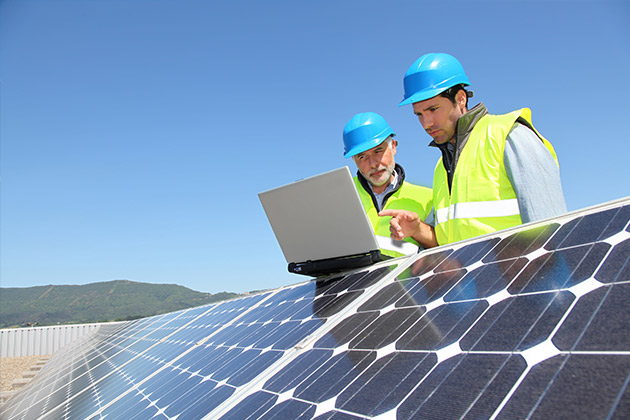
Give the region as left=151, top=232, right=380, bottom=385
left=1, top=198, right=628, bottom=420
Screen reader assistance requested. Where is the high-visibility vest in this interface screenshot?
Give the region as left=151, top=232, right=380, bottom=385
left=354, top=177, right=433, bottom=258
left=433, top=108, right=558, bottom=245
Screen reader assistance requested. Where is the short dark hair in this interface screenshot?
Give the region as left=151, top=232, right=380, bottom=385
left=439, top=84, right=473, bottom=107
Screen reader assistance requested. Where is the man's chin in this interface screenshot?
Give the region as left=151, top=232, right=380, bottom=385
left=432, top=135, right=452, bottom=145
left=369, top=176, right=390, bottom=188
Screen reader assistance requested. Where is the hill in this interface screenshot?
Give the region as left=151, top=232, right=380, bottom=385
left=0, top=280, right=241, bottom=328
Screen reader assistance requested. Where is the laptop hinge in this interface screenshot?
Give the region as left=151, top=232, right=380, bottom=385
left=288, top=250, right=382, bottom=277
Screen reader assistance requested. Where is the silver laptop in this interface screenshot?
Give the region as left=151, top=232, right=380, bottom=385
left=258, top=166, right=383, bottom=276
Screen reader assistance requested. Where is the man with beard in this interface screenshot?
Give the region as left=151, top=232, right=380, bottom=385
left=343, top=112, right=433, bottom=257
left=381, top=53, right=567, bottom=248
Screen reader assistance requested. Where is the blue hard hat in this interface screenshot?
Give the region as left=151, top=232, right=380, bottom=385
left=399, top=53, right=470, bottom=106
left=343, top=112, right=395, bottom=158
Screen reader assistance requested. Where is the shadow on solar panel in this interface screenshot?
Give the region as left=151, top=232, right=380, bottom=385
left=1, top=198, right=628, bottom=420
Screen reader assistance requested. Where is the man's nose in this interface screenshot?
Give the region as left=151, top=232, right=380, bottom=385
left=420, top=115, right=432, bottom=129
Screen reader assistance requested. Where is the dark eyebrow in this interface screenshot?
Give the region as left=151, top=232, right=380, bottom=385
left=414, top=103, right=438, bottom=115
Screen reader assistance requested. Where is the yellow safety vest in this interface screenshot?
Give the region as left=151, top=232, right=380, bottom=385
left=433, top=108, right=558, bottom=245
left=354, top=177, right=433, bottom=258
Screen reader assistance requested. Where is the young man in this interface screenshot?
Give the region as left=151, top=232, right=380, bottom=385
left=343, top=112, right=433, bottom=257
left=381, top=53, right=567, bottom=248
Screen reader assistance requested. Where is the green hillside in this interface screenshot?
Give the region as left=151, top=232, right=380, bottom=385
left=0, top=280, right=241, bottom=328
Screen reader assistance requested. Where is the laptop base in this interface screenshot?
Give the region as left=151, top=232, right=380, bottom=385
left=288, top=250, right=383, bottom=277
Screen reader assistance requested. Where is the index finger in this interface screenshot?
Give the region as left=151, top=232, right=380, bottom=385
left=379, top=209, right=404, bottom=218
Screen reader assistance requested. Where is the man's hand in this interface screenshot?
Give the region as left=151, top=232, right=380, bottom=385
left=379, top=209, right=421, bottom=240
left=379, top=209, right=438, bottom=249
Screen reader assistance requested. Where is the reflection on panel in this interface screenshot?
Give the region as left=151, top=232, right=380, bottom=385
left=1, top=199, right=628, bottom=420
left=218, top=200, right=630, bottom=419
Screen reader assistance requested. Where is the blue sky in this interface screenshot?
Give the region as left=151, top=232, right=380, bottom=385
left=1, top=0, right=629, bottom=294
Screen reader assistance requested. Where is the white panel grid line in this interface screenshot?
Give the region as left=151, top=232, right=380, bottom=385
left=605, top=229, right=630, bottom=246
left=371, top=409, right=398, bottom=420
left=569, top=276, right=605, bottom=298
left=487, top=356, right=531, bottom=420
left=521, top=339, right=562, bottom=367
left=375, top=342, right=397, bottom=360
left=435, top=341, right=462, bottom=364
left=486, top=288, right=513, bottom=306
left=312, top=395, right=337, bottom=417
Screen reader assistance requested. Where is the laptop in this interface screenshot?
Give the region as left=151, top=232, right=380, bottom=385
left=258, top=166, right=384, bottom=276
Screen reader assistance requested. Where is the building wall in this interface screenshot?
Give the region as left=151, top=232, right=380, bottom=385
left=0, top=323, right=115, bottom=357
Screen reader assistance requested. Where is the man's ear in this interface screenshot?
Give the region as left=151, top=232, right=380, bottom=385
left=456, top=89, right=467, bottom=111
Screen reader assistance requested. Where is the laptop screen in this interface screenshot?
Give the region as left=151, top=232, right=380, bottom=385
left=258, top=166, right=380, bottom=265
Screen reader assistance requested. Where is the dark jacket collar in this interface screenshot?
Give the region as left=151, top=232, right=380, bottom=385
left=428, top=103, right=488, bottom=150
left=428, top=103, right=488, bottom=191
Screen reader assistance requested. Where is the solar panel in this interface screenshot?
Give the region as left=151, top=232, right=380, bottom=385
left=1, top=197, right=628, bottom=420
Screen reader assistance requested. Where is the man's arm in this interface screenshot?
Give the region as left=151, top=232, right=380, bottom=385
left=378, top=209, right=439, bottom=249
left=504, top=123, right=568, bottom=223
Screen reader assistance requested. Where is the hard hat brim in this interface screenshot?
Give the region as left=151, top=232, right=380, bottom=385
left=399, top=87, right=448, bottom=106
left=398, top=82, right=470, bottom=107
left=344, top=135, right=393, bottom=158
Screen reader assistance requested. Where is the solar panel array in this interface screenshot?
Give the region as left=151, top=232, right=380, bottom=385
left=2, top=197, right=628, bottom=420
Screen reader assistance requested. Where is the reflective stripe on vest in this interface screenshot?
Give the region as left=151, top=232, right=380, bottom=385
left=435, top=198, right=520, bottom=224
left=376, top=235, right=419, bottom=255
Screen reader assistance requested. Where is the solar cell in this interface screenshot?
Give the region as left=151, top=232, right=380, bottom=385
left=1, top=198, right=628, bottom=420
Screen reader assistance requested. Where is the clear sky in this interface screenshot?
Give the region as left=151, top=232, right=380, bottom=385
left=1, top=0, right=629, bottom=294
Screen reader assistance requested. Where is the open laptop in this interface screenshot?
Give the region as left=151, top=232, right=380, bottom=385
left=258, top=166, right=385, bottom=276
